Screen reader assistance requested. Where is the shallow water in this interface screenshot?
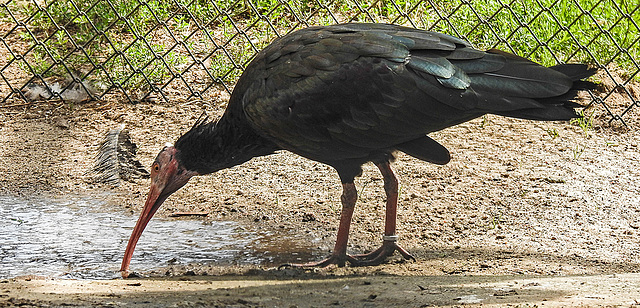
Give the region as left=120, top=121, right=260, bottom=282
left=0, top=195, right=317, bottom=279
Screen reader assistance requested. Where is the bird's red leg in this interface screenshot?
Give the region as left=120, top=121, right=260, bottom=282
left=281, top=182, right=361, bottom=267
left=281, top=162, right=413, bottom=268
left=352, top=161, right=415, bottom=265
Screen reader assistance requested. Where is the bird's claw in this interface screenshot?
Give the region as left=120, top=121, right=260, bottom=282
left=279, top=240, right=414, bottom=269
left=352, top=240, right=415, bottom=265
left=279, top=254, right=360, bottom=269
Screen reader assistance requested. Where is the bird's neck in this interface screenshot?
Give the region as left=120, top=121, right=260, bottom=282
left=175, top=109, right=278, bottom=175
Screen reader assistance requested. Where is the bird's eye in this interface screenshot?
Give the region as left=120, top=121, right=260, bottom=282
left=152, top=164, right=159, bottom=172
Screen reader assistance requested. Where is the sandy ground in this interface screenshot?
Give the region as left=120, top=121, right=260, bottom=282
left=3, top=272, right=640, bottom=307
left=1, top=71, right=640, bottom=306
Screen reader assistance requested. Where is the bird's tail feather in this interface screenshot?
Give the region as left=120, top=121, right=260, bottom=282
left=550, top=64, right=598, bottom=81
left=492, top=64, right=596, bottom=121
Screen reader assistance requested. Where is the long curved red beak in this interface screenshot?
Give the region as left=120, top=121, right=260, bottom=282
left=120, top=183, right=169, bottom=277
left=120, top=146, right=195, bottom=278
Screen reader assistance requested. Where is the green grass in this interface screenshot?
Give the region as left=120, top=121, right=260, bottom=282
left=570, top=109, right=595, bottom=136
left=427, top=0, right=639, bottom=77
left=573, top=144, right=586, bottom=160
left=546, top=127, right=559, bottom=139
left=4, top=0, right=639, bottom=95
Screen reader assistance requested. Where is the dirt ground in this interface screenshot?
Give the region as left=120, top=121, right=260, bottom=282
left=1, top=73, right=640, bottom=306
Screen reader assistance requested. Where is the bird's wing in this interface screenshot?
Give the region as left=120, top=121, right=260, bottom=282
left=240, top=23, right=578, bottom=162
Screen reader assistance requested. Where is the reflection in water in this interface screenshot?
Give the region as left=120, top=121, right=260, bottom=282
left=0, top=195, right=317, bottom=279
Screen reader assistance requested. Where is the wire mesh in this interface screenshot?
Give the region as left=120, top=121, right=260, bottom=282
left=0, top=0, right=638, bottom=126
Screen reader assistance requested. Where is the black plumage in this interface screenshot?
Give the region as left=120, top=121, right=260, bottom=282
left=120, top=23, right=596, bottom=275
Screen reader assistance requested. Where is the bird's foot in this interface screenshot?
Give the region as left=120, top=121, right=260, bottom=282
left=279, top=236, right=414, bottom=269
left=351, top=236, right=415, bottom=266
left=279, top=253, right=360, bottom=268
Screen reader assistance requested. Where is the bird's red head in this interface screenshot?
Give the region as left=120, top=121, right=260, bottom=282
left=120, top=145, right=198, bottom=277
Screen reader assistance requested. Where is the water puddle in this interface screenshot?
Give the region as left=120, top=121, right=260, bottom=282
left=0, top=195, right=318, bottom=279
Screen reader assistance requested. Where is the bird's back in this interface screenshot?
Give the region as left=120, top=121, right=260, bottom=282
left=229, top=23, right=593, bottom=174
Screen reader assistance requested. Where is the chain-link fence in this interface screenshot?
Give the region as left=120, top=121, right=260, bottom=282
left=1, top=1, right=638, bottom=126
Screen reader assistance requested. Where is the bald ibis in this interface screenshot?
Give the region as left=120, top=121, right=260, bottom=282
left=120, top=23, right=596, bottom=276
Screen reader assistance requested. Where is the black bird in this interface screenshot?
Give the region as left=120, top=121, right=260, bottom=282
left=120, top=23, right=595, bottom=276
